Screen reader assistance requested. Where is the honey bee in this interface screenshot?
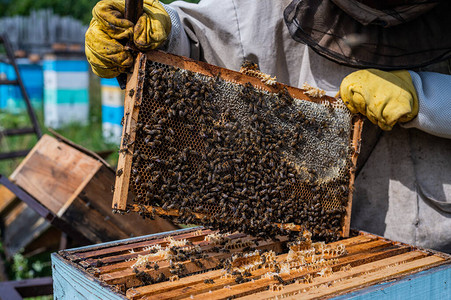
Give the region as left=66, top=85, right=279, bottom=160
left=165, top=136, right=175, bottom=144
left=156, top=273, right=166, bottom=283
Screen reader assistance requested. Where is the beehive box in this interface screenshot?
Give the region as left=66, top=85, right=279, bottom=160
left=43, top=56, right=90, bottom=128
left=9, top=134, right=177, bottom=244
left=0, top=58, right=43, bottom=112
left=52, top=227, right=451, bottom=299
left=114, top=51, right=363, bottom=242
left=101, top=78, right=125, bottom=144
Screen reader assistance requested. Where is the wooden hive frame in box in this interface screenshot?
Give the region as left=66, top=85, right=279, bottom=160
left=52, top=227, right=451, bottom=299
left=113, top=50, right=363, bottom=240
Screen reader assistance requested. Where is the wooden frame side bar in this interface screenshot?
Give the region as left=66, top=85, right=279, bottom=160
left=112, top=54, right=147, bottom=210
left=342, top=116, right=364, bottom=237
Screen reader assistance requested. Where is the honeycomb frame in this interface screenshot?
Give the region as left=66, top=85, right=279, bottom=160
left=113, top=51, right=363, bottom=240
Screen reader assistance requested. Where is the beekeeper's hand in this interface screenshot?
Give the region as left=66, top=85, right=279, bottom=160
left=85, top=0, right=171, bottom=78
left=340, top=69, right=419, bottom=130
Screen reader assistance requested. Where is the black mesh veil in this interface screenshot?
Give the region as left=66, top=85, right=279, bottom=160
left=284, top=0, right=451, bottom=69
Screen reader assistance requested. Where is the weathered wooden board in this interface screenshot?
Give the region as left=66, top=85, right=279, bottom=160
left=11, top=134, right=100, bottom=214
left=1, top=202, right=51, bottom=257
left=52, top=254, right=126, bottom=300
left=0, top=184, right=56, bottom=257
left=332, top=263, right=451, bottom=300
left=52, top=228, right=451, bottom=300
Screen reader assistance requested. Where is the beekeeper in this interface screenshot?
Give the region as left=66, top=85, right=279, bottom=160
left=85, top=0, right=451, bottom=252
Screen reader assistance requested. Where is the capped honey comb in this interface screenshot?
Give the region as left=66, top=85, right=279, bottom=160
left=113, top=51, right=362, bottom=242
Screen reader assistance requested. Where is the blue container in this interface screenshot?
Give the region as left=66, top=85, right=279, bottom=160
left=0, top=59, right=43, bottom=112
left=100, top=77, right=124, bottom=143
left=44, top=89, right=89, bottom=105
left=42, top=58, right=90, bottom=128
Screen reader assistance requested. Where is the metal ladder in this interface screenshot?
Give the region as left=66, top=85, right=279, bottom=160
left=0, top=32, right=42, bottom=160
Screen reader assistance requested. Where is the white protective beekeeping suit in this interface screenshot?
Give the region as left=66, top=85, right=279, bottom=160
left=162, top=0, right=451, bottom=253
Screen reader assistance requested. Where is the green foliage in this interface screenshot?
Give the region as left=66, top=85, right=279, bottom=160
left=0, top=241, right=51, bottom=282
left=0, top=0, right=98, bottom=24
left=10, top=252, right=51, bottom=280
left=0, top=111, right=39, bottom=175
left=0, top=0, right=200, bottom=24
left=11, top=253, right=32, bottom=280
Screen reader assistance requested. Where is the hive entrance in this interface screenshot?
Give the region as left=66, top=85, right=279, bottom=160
left=113, top=51, right=362, bottom=242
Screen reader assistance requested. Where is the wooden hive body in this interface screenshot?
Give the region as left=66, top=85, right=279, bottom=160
left=9, top=134, right=177, bottom=244
left=52, top=227, right=451, bottom=299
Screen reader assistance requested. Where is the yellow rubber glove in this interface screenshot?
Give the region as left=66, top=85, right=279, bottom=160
left=134, top=3, right=172, bottom=51
left=85, top=0, right=171, bottom=78
left=340, top=69, right=419, bottom=131
left=85, top=19, right=134, bottom=78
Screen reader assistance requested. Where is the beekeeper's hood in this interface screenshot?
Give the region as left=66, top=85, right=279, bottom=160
left=284, top=0, right=451, bottom=69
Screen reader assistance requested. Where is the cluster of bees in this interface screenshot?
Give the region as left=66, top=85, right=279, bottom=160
left=127, top=61, right=354, bottom=242
left=127, top=231, right=346, bottom=290
left=129, top=237, right=212, bottom=285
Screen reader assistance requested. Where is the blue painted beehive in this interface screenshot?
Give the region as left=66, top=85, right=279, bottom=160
left=43, top=57, right=89, bottom=128
left=0, top=58, right=43, bottom=113
left=100, top=78, right=124, bottom=144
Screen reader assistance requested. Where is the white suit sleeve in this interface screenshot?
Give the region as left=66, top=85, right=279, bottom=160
left=160, top=3, right=191, bottom=58
left=400, top=71, right=451, bottom=139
